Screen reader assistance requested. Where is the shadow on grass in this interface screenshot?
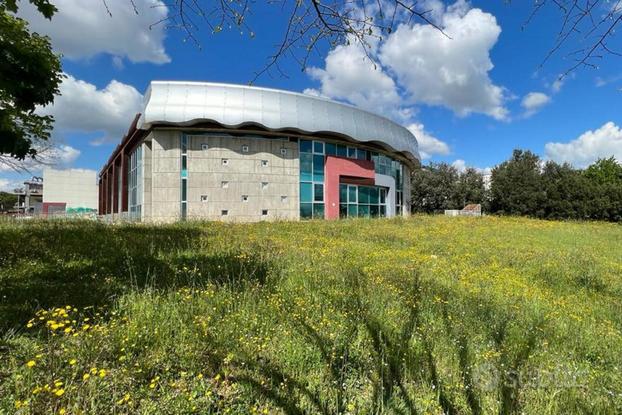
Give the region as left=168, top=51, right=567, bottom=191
left=0, top=221, right=273, bottom=333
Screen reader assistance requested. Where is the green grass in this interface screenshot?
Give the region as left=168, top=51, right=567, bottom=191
left=1, top=216, right=621, bottom=414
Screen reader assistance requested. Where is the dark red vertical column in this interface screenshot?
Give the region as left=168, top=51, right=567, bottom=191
left=121, top=152, right=128, bottom=212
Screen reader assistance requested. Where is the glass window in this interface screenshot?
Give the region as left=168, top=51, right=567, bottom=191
left=337, top=145, right=347, bottom=157
left=181, top=179, right=187, bottom=201
left=359, top=205, right=370, bottom=217
left=348, top=204, right=358, bottom=217
left=339, top=204, right=347, bottom=218
left=370, top=205, right=379, bottom=217
left=380, top=188, right=386, bottom=204
left=313, top=154, right=324, bottom=182
left=325, top=143, right=336, bottom=156
left=347, top=147, right=356, bottom=158
left=313, top=203, right=324, bottom=219
left=380, top=205, right=386, bottom=216
left=300, top=182, right=313, bottom=203
left=181, top=156, right=187, bottom=170
left=340, top=184, right=348, bottom=204
left=313, top=141, right=324, bottom=154
left=300, top=139, right=313, bottom=153
left=300, top=153, right=313, bottom=182
left=314, top=183, right=324, bottom=202
left=370, top=187, right=379, bottom=204
left=300, top=203, right=313, bottom=219
left=357, top=149, right=367, bottom=160
left=359, top=186, right=370, bottom=204
left=348, top=185, right=357, bottom=204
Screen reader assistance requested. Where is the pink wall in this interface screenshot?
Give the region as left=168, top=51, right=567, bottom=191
left=324, top=156, right=375, bottom=219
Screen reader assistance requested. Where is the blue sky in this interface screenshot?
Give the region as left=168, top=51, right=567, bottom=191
left=2, top=0, right=621, bottom=190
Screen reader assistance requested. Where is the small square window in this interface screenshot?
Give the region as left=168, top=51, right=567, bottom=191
left=313, top=141, right=324, bottom=154
left=241, top=144, right=249, bottom=153
left=261, top=209, right=268, bottom=216
left=281, top=196, right=288, bottom=203
left=241, top=195, right=249, bottom=202
left=201, top=143, right=209, bottom=151
left=222, top=158, right=229, bottom=166
left=280, top=148, right=287, bottom=156
left=261, top=160, right=269, bottom=167
left=221, top=210, right=229, bottom=216
left=261, top=182, right=269, bottom=189
left=221, top=181, right=229, bottom=189
left=200, top=195, right=208, bottom=202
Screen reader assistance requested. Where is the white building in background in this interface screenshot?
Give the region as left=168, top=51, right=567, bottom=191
left=42, top=168, right=98, bottom=215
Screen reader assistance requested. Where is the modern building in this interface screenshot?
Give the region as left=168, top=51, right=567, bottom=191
left=42, top=168, right=98, bottom=215
left=99, top=81, right=420, bottom=222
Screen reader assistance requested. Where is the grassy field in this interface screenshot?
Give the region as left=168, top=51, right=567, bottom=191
left=0, top=216, right=621, bottom=414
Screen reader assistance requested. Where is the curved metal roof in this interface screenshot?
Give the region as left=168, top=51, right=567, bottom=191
left=138, top=81, right=420, bottom=164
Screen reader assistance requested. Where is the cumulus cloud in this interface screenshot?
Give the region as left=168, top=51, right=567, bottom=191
left=544, top=122, right=622, bottom=168
left=306, top=1, right=507, bottom=124
left=0, top=144, right=81, bottom=173
left=451, top=159, right=492, bottom=176
left=38, top=75, right=143, bottom=145
left=407, top=123, right=451, bottom=159
left=18, top=0, right=170, bottom=64
left=379, top=5, right=508, bottom=120
left=306, top=43, right=402, bottom=116
left=0, top=178, right=21, bottom=192
left=521, top=92, right=551, bottom=117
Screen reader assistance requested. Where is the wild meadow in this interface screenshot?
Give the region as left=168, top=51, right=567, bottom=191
left=0, top=216, right=621, bottom=414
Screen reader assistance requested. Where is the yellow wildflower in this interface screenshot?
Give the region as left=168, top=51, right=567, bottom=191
left=26, top=360, right=36, bottom=368
left=54, top=389, right=65, bottom=397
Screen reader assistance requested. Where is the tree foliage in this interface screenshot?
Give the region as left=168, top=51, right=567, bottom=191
left=0, top=191, right=17, bottom=212
left=411, top=163, right=487, bottom=213
left=0, top=0, right=62, bottom=161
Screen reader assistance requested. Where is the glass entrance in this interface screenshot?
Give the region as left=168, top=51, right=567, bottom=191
left=339, top=184, right=387, bottom=218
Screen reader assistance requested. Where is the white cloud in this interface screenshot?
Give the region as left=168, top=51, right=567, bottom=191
left=0, top=178, right=21, bottom=192
left=521, top=92, right=551, bottom=117
left=407, top=123, right=450, bottom=159
left=38, top=75, right=143, bottom=145
left=544, top=122, right=622, bottom=168
left=0, top=144, right=81, bottom=173
left=379, top=5, right=508, bottom=120
left=451, top=159, right=491, bottom=176
left=307, top=42, right=402, bottom=116
left=306, top=2, right=507, bottom=121
left=451, top=159, right=467, bottom=173
left=18, top=0, right=170, bottom=64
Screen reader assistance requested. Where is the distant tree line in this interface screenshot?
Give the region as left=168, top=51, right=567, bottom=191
left=411, top=149, right=622, bottom=222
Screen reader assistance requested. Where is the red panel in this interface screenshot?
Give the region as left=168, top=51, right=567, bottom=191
left=324, top=156, right=375, bottom=220
left=42, top=202, right=66, bottom=216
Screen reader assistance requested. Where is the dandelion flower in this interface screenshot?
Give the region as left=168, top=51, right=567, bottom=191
left=26, top=360, right=36, bottom=368
left=69, top=359, right=77, bottom=365
left=82, top=373, right=90, bottom=381
left=54, top=389, right=65, bottom=397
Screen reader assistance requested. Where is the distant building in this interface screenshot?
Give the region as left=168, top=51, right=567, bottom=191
left=42, top=168, right=98, bottom=216
left=98, top=81, right=421, bottom=222
left=445, top=204, right=482, bottom=217
left=13, top=176, right=43, bottom=214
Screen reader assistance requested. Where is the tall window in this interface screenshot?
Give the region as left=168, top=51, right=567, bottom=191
left=339, top=184, right=387, bottom=218
left=299, top=139, right=325, bottom=219
left=180, top=134, right=188, bottom=220
left=128, top=145, right=143, bottom=220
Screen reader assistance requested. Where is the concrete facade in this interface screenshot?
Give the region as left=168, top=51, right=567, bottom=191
left=42, top=168, right=98, bottom=210
left=185, top=134, right=299, bottom=222
left=98, top=82, right=421, bottom=223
